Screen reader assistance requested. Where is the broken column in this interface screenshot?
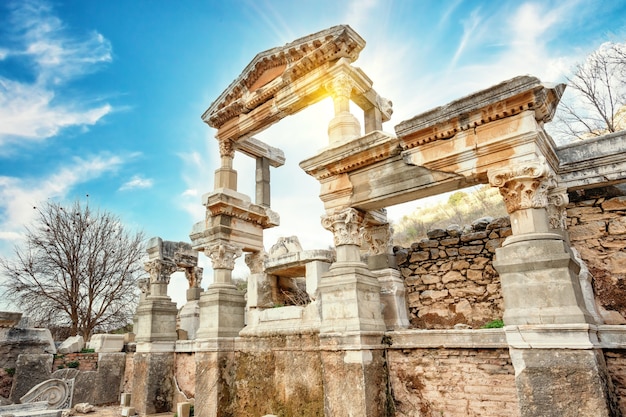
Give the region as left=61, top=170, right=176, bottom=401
left=489, top=158, right=620, bottom=417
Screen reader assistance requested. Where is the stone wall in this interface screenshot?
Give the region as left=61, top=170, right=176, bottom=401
left=388, top=347, right=519, bottom=417
left=566, top=192, right=626, bottom=324
left=395, top=217, right=510, bottom=329
left=605, top=350, right=626, bottom=415
left=53, top=352, right=98, bottom=371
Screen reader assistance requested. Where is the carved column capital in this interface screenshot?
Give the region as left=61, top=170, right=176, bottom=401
left=137, top=277, right=150, bottom=296
left=362, top=223, right=394, bottom=255
left=184, top=266, right=203, bottom=288
left=245, top=251, right=267, bottom=274
left=218, top=138, right=235, bottom=159
left=487, top=158, right=556, bottom=214
left=205, top=242, right=242, bottom=270
left=144, top=259, right=177, bottom=284
left=321, top=208, right=365, bottom=246
left=547, top=186, right=569, bottom=230
left=326, top=73, right=354, bottom=100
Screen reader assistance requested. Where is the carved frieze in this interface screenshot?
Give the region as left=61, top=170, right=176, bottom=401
left=488, top=157, right=556, bottom=213
left=205, top=242, right=242, bottom=270
left=144, top=259, right=177, bottom=284
left=321, top=208, right=365, bottom=246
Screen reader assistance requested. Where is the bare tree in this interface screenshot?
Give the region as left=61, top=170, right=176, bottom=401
left=0, top=200, right=145, bottom=340
left=552, top=42, right=626, bottom=141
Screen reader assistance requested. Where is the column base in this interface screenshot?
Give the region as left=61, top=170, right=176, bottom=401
left=196, top=284, right=245, bottom=339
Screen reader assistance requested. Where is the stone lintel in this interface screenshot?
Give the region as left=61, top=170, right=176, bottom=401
left=403, top=111, right=559, bottom=182
left=235, top=136, right=285, bottom=167
left=557, top=130, right=626, bottom=190
left=264, top=249, right=335, bottom=277
left=389, top=329, right=508, bottom=349
left=394, top=75, right=564, bottom=148
left=300, top=130, right=400, bottom=180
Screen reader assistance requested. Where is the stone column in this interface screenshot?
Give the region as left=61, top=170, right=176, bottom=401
left=134, top=259, right=178, bottom=345
left=318, top=207, right=389, bottom=417
left=214, top=138, right=237, bottom=190
left=256, top=156, right=271, bottom=207
left=196, top=241, right=245, bottom=339
left=489, top=158, right=619, bottom=417
left=363, top=220, right=410, bottom=330
left=178, top=266, right=203, bottom=340
left=132, top=260, right=178, bottom=415
left=326, top=74, right=361, bottom=146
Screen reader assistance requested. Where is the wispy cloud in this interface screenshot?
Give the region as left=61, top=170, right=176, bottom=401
left=0, top=154, right=124, bottom=244
left=0, top=0, right=113, bottom=147
left=119, top=175, right=154, bottom=192
left=449, top=7, right=482, bottom=69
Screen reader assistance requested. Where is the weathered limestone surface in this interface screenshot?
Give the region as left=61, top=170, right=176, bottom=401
left=94, top=353, right=126, bottom=405
left=0, top=328, right=56, bottom=368
left=396, top=217, right=510, bottom=329
left=57, top=335, right=84, bottom=354
left=9, top=354, right=52, bottom=404
left=195, top=335, right=324, bottom=417
left=511, top=348, right=620, bottom=417
left=131, top=352, right=175, bottom=415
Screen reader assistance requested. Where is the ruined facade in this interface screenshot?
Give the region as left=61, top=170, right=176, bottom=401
left=126, top=25, right=626, bottom=417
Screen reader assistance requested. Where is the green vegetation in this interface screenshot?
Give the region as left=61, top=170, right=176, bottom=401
left=4, top=368, right=15, bottom=376
left=80, top=348, right=95, bottom=353
left=66, top=360, right=80, bottom=368
left=392, top=185, right=507, bottom=247
left=481, top=319, right=504, bottom=329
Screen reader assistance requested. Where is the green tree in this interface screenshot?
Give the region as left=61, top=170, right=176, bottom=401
left=0, top=201, right=145, bottom=340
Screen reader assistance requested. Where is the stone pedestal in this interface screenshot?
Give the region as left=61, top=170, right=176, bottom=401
left=510, top=348, right=620, bottom=417
left=494, top=235, right=594, bottom=325
left=196, top=284, right=246, bottom=339
left=133, top=296, right=178, bottom=343
left=131, top=352, right=175, bottom=415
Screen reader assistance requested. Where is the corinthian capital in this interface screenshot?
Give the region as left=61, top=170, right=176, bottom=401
left=245, top=251, right=267, bottom=274
left=362, top=223, right=394, bottom=255
left=321, top=208, right=365, bottom=246
left=144, top=259, right=177, bottom=284
left=487, top=157, right=556, bottom=214
left=205, top=242, right=242, bottom=270
left=218, top=138, right=235, bottom=159
left=326, top=73, right=354, bottom=100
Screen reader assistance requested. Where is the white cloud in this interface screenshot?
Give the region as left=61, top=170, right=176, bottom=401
left=0, top=0, right=113, bottom=147
left=0, top=154, right=124, bottom=245
left=119, top=175, right=154, bottom=191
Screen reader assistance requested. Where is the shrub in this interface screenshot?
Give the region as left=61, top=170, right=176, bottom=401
left=4, top=368, right=15, bottom=376
left=481, top=319, right=504, bottom=329
left=66, top=361, right=80, bottom=368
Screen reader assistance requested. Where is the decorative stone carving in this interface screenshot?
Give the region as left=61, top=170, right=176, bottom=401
left=20, top=378, right=74, bottom=410
left=144, top=259, right=177, bottom=284
left=184, top=266, right=203, bottom=288
left=362, top=223, right=393, bottom=255
left=321, top=208, right=365, bottom=246
left=487, top=158, right=556, bottom=213
left=327, top=74, right=353, bottom=102
left=547, top=187, right=569, bottom=230
left=218, top=138, right=235, bottom=159
left=137, top=278, right=150, bottom=296
left=245, top=251, right=267, bottom=274
left=205, top=242, right=242, bottom=270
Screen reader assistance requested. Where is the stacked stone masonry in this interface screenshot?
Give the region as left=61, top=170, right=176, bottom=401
left=388, top=348, right=519, bottom=417
left=53, top=352, right=98, bottom=371
left=395, top=217, right=511, bottom=329
left=566, top=193, right=626, bottom=324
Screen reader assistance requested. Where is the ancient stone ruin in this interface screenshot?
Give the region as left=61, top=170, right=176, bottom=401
left=3, top=24, right=626, bottom=417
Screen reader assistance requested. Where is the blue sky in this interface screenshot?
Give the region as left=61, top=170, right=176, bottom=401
left=1, top=0, right=625, bottom=307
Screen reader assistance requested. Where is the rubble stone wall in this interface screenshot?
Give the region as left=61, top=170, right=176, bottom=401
left=395, top=217, right=511, bottom=329
left=566, top=193, right=626, bottom=323
left=604, top=350, right=626, bottom=414
left=388, top=347, right=519, bottom=417
left=52, top=352, right=98, bottom=371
